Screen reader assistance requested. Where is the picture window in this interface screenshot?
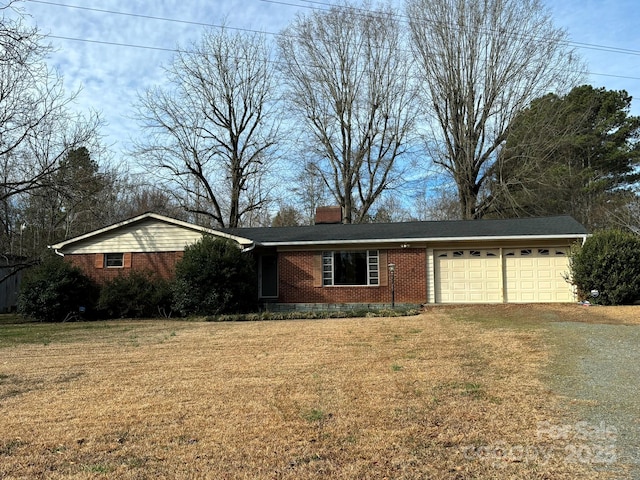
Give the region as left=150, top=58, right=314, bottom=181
left=322, top=250, right=379, bottom=286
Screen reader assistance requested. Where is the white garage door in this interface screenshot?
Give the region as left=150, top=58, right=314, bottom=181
left=434, top=247, right=574, bottom=303
left=435, top=249, right=502, bottom=303
left=504, top=247, right=573, bottom=302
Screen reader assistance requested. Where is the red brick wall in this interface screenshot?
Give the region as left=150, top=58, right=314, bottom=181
left=391, top=249, right=428, bottom=304
left=278, top=249, right=427, bottom=304
left=66, top=251, right=184, bottom=284
left=67, top=248, right=428, bottom=305
left=315, top=206, right=342, bottom=224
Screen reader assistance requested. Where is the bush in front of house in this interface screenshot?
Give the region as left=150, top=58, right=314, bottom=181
left=569, top=229, right=640, bottom=305
left=98, top=271, right=173, bottom=318
left=172, top=236, right=257, bottom=316
left=204, top=307, right=422, bottom=322
left=18, top=253, right=98, bottom=322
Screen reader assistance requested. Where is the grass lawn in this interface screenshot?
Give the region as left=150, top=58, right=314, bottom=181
left=1, top=305, right=634, bottom=479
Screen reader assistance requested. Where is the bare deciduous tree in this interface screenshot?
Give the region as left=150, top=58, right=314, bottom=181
left=413, top=185, right=461, bottom=221
left=291, top=160, right=330, bottom=225
left=134, top=28, right=280, bottom=228
left=279, top=2, right=417, bottom=224
left=407, top=0, right=583, bottom=219
left=0, top=7, right=102, bottom=256
left=611, top=192, right=640, bottom=234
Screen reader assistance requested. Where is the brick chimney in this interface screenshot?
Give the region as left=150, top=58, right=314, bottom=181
left=315, top=206, right=342, bottom=224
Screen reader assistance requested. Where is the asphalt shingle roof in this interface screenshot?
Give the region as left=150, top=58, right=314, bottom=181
left=222, top=215, right=587, bottom=245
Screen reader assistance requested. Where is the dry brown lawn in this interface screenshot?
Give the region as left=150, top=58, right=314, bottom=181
left=1, top=305, right=634, bottom=479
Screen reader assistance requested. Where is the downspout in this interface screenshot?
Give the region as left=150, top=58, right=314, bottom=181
left=48, top=246, right=65, bottom=257
left=241, top=242, right=256, bottom=253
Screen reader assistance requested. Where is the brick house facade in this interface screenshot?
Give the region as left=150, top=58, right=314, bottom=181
left=275, top=249, right=427, bottom=304
left=50, top=212, right=588, bottom=307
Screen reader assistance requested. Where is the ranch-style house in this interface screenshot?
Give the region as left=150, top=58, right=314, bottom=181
left=50, top=209, right=588, bottom=308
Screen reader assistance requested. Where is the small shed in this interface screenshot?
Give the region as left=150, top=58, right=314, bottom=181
left=0, top=255, right=27, bottom=313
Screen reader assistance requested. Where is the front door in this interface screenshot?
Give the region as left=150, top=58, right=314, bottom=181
left=259, top=254, right=278, bottom=298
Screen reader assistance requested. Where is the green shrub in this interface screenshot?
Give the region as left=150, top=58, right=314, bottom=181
left=18, top=254, right=98, bottom=322
left=204, top=307, right=421, bottom=322
left=569, top=230, right=640, bottom=305
left=172, top=236, right=257, bottom=316
left=98, top=271, right=172, bottom=318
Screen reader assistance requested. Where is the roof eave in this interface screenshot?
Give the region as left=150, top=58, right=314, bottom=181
left=257, top=233, right=588, bottom=247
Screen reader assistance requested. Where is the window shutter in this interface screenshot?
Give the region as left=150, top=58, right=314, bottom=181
left=312, top=252, right=322, bottom=287
left=123, top=252, right=132, bottom=268
left=95, top=254, right=104, bottom=269
left=379, top=251, right=388, bottom=286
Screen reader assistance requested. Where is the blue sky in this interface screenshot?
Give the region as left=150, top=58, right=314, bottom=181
left=12, top=0, right=640, bottom=160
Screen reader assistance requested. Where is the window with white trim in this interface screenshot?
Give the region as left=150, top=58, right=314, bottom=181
left=104, top=253, right=124, bottom=268
left=322, top=250, right=379, bottom=286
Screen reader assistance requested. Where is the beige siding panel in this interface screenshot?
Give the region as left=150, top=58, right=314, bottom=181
left=63, top=220, right=210, bottom=254
left=426, top=248, right=435, bottom=304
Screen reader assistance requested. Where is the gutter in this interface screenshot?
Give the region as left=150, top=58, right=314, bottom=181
left=257, top=233, right=589, bottom=247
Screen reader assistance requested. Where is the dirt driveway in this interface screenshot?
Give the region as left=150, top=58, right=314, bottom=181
left=546, top=307, right=640, bottom=479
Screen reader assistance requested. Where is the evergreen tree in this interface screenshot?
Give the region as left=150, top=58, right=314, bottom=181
left=491, top=85, right=640, bottom=229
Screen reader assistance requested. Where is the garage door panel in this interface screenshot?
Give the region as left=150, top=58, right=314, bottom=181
left=520, top=292, right=536, bottom=302
left=435, top=249, right=501, bottom=303
left=505, top=247, right=573, bottom=303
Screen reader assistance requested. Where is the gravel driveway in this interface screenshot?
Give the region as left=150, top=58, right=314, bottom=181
left=547, top=321, right=640, bottom=479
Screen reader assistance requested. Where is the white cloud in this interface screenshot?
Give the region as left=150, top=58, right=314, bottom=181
left=12, top=0, right=640, bottom=161
left=16, top=0, right=301, bottom=156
